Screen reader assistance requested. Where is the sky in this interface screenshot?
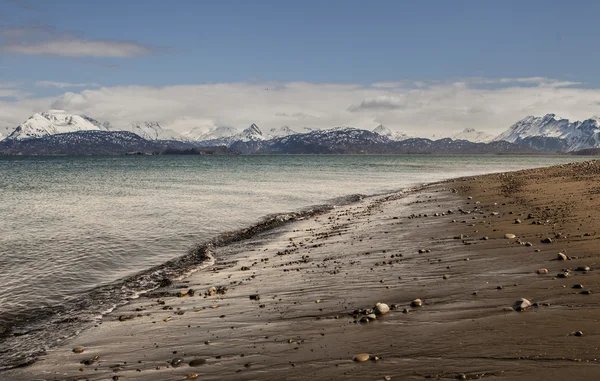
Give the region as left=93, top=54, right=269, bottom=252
left=2, top=0, right=600, bottom=136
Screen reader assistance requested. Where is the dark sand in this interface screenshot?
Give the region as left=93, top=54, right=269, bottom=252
left=6, top=160, right=600, bottom=381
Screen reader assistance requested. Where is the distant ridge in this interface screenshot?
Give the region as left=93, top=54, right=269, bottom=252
left=1, top=110, right=592, bottom=155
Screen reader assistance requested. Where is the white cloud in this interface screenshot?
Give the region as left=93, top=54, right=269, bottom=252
left=0, top=27, right=153, bottom=58
left=2, top=77, right=600, bottom=137
left=36, top=81, right=101, bottom=88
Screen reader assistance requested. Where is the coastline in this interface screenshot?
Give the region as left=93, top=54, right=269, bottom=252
left=6, top=160, right=600, bottom=380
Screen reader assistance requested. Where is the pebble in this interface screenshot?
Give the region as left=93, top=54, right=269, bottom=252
left=374, top=302, right=390, bottom=315
left=513, top=298, right=532, bottom=312
left=541, top=237, right=553, bottom=244
left=187, top=374, right=199, bottom=379
left=575, top=266, right=591, bottom=272
left=411, top=298, right=422, bottom=307
left=575, top=331, right=584, bottom=337
left=72, top=346, right=85, bottom=354
left=536, top=268, right=549, bottom=275
left=171, top=357, right=185, bottom=367
left=443, top=274, right=450, bottom=280
left=572, top=284, right=584, bottom=289
left=353, top=353, right=371, bottom=362
left=504, top=233, right=516, bottom=239
left=514, top=219, right=522, bottom=224
left=557, top=253, right=567, bottom=261
left=579, top=290, right=592, bottom=295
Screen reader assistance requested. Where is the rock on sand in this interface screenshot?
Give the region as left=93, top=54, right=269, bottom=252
left=353, top=353, right=371, bottom=362
left=374, top=302, right=390, bottom=315
left=513, top=298, right=532, bottom=311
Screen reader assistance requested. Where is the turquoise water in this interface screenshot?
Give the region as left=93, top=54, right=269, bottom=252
left=0, top=154, right=592, bottom=368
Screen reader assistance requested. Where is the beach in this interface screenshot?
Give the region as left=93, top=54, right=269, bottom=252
left=6, top=159, right=600, bottom=381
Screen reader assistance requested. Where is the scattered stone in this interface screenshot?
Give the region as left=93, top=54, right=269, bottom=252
left=176, top=289, right=189, bottom=297
left=575, top=331, right=584, bottom=337
left=579, top=290, right=592, bottom=295
left=249, top=294, right=260, bottom=301
left=189, top=359, right=207, bottom=367
left=557, top=271, right=570, bottom=278
left=557, top=253, right=567, bottom=261
left=572, top=284, right=584, bottom=289
left=118, top=315, right=134, bottom=322
left=353, top=353, right=371, bottom=362
left=536, top=268, right=549, bottom=275
left=443, top=274, right=450, bottom=280
left=513, top=298, right=532, bottom=312
left=187, top=374, right=199, bottom=379
left=556, top=271, right=570, bottom=278
left=171, top=357, right=185, bottom=367
left=374, top=302, right=390, bottom=316
left=241, top=266, right=250, bottom=271
left=541, top=237, right=553, bottom=244
left=72, top=346, right=85, bottom=354
left=525, top=242, right=533, bottom=247
left=514, top=219, right=522, bottom=224
left=575, top=266, right=591, bottom=272
left=504, top=234, right=516, bottom=239
left=80, top=356, right=99, bottom=366
left=411, top=299, right=422, bottom=307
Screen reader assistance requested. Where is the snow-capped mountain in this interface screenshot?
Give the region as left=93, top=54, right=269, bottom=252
left=125, top=122, right=187, bottom=141
left=194, top=123, right=267, bottom=147
left=7, top=110, right=107, bottom=140
left=451, top=128, right=494, bottom=143
left=267, top=126, right=313, bottom=138
left=494, top=114, right=600, bottom=152
left=183, top=126, right=240, bottom=141
left=237, top=123, right=266, bottom=142
left=372, top=124, right=411, bottom=141
left=231, top=127, right=391, bottom=154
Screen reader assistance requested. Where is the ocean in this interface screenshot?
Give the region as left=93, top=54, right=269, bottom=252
left=0, top=154, right=591, bottom=369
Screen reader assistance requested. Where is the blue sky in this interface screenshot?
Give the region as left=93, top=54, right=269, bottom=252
left=2, top=0, right=600, bottom=135
left=2, top=0, right=597, bottom=88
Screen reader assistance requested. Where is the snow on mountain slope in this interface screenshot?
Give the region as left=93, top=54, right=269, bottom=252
left=493, top=114, right=573, bottom=142
left=493, top=114, right=600, bottom=151
left=185, top=126, right=240, bottom=141
left=267, top=126, right=313, bottom=138
left=7, top=110, right=107, bottom=140
left=237, top=123, right=266, bottom=142
left=372, top=124, right=411, bottom=141
left=126, top=122, right=187, bottom=141
left=451, top=128, right=494, bottom=143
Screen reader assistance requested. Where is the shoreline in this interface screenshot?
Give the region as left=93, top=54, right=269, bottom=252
left=6, top=160, right=600, bottom=380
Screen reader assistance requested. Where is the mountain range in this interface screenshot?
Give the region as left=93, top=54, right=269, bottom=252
left=0, top=110, right=598, bottom=155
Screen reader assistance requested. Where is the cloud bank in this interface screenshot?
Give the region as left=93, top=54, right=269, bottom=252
left=1, top=77, right=600, bottom=137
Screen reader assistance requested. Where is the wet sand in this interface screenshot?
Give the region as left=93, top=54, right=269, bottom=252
left=6, top=160, right=600, bottom=381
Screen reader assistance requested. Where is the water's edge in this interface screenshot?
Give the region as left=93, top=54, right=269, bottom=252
left=0, top=188, right=405, bottom=371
